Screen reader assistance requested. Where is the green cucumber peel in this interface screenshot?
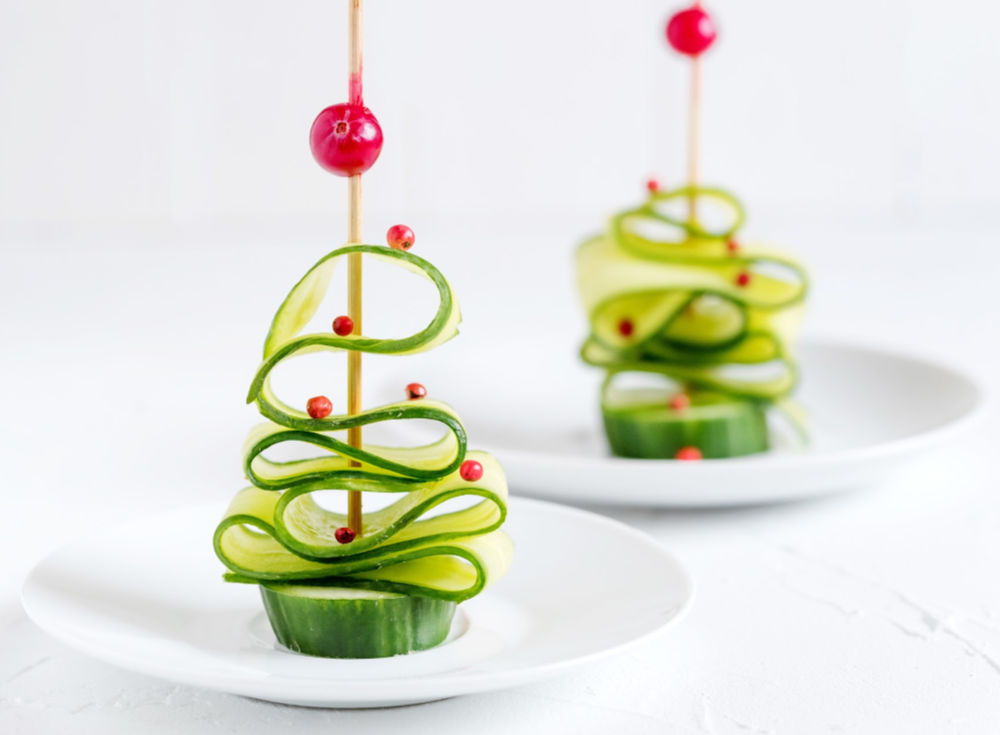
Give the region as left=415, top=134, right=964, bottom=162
left=243, top=402, right=466, bottom=484
left=246, top=245, right=466, bottom=480
left=577, top=185, right=808, bottom=409
left=259, top=244, right=461, bottom=363
left=601, top=386, right=770, bottom=459
left=584, top=333, right=797, bottom=402
left=613, top=186, right=747, bottom=245
left=218, top=449, right=507, bottom=561
left=215, top=242, right=512, bottom=605
left=260, top=585, right=457, bottom=658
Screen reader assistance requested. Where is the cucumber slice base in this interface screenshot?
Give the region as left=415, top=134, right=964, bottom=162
left=601, top=390, right=769, bottom=459
left=261, top=584, right=458, bottom=658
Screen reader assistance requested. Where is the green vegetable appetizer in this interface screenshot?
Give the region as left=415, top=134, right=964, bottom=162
left=576, top=186, right=808, bottom=459
left=214, top=244, right=512, bottom=658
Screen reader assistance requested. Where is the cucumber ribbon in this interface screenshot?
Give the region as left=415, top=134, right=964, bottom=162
left=215, top=245, right=512, bottom=602
left=578, top=187, right=808, bottom=403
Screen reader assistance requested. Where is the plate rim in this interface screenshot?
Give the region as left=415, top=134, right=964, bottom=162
left=494, top=338, right=987, bottom=483
left=21, top=496, right=694, bottom=706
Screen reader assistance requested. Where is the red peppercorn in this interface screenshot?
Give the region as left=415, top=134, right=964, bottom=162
left=460, top=460, right=484, bottom=482
left=334, top=526, right=356, bottom=544
left=618, top=318, right=635, bottom=337
left=406, top=382, right=427, bottom=400
left=646, top=178, right=660, bottom=194
left=387, top=224, right=415, bottom=251
left=735, top=271, right=751, bottom=287
left=309, top=103, right=383, bottom=177
left=675, top=446, right=703, bottom=461
left=726, top=239, right=740, bottom=254
left=306, top=395, right=333, bottom=419
left=332, top=315, right=354, bottom=336
left=669, top=393, right=690, bottom=411
left=666, top=6, right=717, bottom=56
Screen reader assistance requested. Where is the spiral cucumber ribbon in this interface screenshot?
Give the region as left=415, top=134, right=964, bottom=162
left=577, top=187, right=808, bottom=403
left=214, top=245, right=512, bottom=602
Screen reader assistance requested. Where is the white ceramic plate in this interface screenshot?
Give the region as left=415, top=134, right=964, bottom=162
left=427, top=340, right=985, bottom=507
left=21, top=497, right=693, bottom=708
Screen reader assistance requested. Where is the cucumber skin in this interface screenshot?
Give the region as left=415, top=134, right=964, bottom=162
left=260, top=586, right=457, bottom=659
left=602, top=400, right=769, bottom=459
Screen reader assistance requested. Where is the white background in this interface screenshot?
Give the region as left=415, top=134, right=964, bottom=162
left=2, top=0, right=1000, bottom=228
left=3, top=1, right=1000, bottom=733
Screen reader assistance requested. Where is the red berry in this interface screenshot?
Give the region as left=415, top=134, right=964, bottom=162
left=675, top=446, right=703, bottom=461
left=726, top=239, right=740, bottom=254
left=306, top=395, right=333, bottom=419
left=334, top=526, right=356, bottom=544
left=309, top=103, right=383, bottom=177
left=735, top=271, right=751, bottom=287
left=460, top=459, right=484, bottom=482
left=666, top=7, right=717, bottom=56
left=669, top=393, right=690, bottom=411
left=618, top=318, right=635, bottom=337
left=332, top=315, right=354, bottom=336
left=387, top=224, right=415, bottom=251
left=646, top=178, right=660, bottom=193
left=406, top=382, right=427, bottom=400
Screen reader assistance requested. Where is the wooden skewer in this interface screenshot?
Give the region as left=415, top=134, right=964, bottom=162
left=686, top=53, right=701, bottom=224
left=346, top=0, right=364, bottom=535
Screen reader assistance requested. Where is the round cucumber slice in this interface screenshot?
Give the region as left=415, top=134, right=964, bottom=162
left=601, top=388, right=768, bottom=459
left=260, top=584, right=457, bottom=658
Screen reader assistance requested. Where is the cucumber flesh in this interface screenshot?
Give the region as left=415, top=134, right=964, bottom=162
left=601, top=388, right=768, bottom=459
left=261, top=584, right=456, bottom=658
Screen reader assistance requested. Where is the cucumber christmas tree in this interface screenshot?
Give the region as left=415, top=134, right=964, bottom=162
left=576, top=3, right=808, bottom=460
left=213, top=0, right=511, bottom=658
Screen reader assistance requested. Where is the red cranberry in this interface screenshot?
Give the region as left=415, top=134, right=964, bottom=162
left=675, top=446, right=703, bottom=461
left=618, top=318, right=635, bottom=337
left=387, top=224, right=415, bottom=251
left=332, top=315, right=354, bottom=336
left=735, top=271, right=751, bottom=287
left=406, top=382, right=427, bottom=400
left=309, top=103, right=383, bottom=177
left=460, top=460, right=484, bottom=482
left=334, top=526, right=356, bottom=544
left=646, top=178, right=660, bottom=193
left=666, top=6, right=717, bottom=56
left=306, top=395, right=333, bottom=419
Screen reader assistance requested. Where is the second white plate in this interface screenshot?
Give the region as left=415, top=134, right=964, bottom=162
left=427, top=340, right=985, bottom=507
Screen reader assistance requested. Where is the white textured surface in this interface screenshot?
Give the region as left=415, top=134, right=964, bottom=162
left=2, top=220, right=1000, bottom=733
